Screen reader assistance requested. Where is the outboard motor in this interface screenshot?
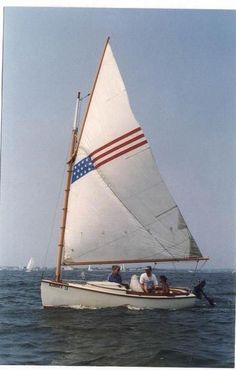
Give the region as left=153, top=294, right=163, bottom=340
left=193, top=280, right=215, bottom=307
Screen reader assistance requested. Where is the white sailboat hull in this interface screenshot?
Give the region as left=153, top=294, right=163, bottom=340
left=41, top=279, right=197, bottom=310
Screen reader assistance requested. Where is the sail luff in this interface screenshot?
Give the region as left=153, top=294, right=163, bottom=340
left=74, top=37, right=110, bottom=157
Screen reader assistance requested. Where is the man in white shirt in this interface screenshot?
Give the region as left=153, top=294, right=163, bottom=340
left=140, top=266, right=158, bottom=293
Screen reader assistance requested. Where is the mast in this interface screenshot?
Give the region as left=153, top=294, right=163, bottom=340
left=55, top=92, right=80, bottom=282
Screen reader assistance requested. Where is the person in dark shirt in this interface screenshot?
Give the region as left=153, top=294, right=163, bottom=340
left=107, top=265, right=122, bottom=284
left=159, top=275, right=170, bottom=295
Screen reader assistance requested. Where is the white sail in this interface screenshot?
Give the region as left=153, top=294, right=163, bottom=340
left=63, top=43, right=202, bottom=266
left=26, top=257, right=35, bottom=272
left=121, top=264, right=126, bottom=272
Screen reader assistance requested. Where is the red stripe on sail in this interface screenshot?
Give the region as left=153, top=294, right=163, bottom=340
left=92, top=133, right=145, bottom=163
left=95, top=140, right=148, bottom=168
left=90, top=127, right=141, bottom=157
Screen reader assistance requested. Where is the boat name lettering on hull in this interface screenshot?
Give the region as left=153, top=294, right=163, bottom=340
left=49, top=283, right=68, bottom=290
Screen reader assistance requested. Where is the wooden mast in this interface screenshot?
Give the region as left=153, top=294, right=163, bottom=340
left=54, top=37, right=110, bottom=282
left=55, top=92, right=80, bottom=282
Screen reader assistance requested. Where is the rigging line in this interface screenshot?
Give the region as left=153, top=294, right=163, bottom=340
left=189, top=260, right=200, bottom=286
left=77, top=93, right=90, bottom=129
left=194, top=260, right=199, bottom=273
left=189, top=260, right=209, bottom=288
left=42, top=154, right=68, bottom=271
left=197, top=259, right=208, bottom=272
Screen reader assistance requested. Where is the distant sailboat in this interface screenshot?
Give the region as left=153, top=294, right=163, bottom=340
left=120, top=264, right=126, bottom=272
left=41, top=37, right=209, bottom=309
left=26, top=257, right=35, bottom=272
left=88, top=265, right=93, bottom=271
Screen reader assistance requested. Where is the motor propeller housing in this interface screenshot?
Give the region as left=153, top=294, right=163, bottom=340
left=193, top=280, right=215, bottom=307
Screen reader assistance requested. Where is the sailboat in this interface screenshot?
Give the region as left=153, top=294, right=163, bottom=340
left=26, top=257, right=35, bottom=272
left=120, top=264, right=126, bottom=272
left=41, top=38, right=208, bottom=309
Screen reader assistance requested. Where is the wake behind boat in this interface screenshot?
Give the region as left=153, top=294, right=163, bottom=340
left=41, top=38, right=209, bottom=309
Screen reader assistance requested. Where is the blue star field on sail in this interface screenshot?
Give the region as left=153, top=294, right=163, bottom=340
left=71, top=156, right=95, bottom=183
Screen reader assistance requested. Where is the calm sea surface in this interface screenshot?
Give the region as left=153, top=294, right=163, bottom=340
left=0, top=269, right=234, bottom=367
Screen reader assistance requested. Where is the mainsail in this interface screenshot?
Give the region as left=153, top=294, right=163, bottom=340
left=63, top=41, right=203, bottom=266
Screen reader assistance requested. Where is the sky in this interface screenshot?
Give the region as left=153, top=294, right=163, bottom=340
left=0, top=3, right=236, bottom=269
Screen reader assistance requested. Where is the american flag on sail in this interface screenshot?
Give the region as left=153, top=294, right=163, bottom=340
left=71, top=127, right=148, bottom=183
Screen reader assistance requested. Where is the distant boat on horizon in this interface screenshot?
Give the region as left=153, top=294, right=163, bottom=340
left=26, top=257, right=35, bottom=272
left=120, top=264, right=126, bottom=272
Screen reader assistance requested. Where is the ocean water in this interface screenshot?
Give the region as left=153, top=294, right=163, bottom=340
left=0, top=268, right=234, bottom=367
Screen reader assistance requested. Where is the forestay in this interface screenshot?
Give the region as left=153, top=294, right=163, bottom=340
left=63, top=43, right=202, bottom=265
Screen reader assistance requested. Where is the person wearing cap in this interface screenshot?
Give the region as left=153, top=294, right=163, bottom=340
left=139, top=266, right=158, bottom=293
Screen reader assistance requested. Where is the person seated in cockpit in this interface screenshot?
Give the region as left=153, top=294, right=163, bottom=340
left=107, top=265, right=122, bottom=283
left=107, top=265, right=129, bottom=288
left=159, top=275, right=170, bottom=295
left=139, top=266, right=158, bottom=293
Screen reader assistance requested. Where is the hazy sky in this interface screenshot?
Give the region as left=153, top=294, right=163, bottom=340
left=1, top=5, right=235, bottom=269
